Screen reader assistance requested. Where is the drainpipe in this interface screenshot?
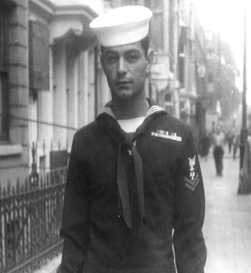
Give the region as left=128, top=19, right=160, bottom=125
left=94, top=46, right=99, bottom=117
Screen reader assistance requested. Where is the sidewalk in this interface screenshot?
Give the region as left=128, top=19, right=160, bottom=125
left=201, top=154, right=251, bottom=273
left=33, top=254, right=61, bottom=273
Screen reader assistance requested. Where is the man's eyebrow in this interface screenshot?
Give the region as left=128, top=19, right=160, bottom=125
left=103, top=49, right=141, bottom=56
left=103, top=50, right=118, bottom=56
left=125, top=49, right=141, bottom=54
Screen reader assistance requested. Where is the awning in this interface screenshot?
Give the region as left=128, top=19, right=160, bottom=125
left=50, top=5, right=98, bottom=45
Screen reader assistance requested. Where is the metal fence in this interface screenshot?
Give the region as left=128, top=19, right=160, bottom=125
left=0, top=168, right=67, bottom=273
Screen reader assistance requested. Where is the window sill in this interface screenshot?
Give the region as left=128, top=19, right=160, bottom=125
left=0, top=145, right=23, bottom=157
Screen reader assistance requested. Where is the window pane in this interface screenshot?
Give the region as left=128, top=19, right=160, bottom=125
left=144, top=0, right=162, bottom=10
left=0, top=9, right=4, bottom=68
left=0, top=76, right=2, bottom=135
left=0, top=9, right=8, bottom=69
left=0, top=74, right=8, bottom=140
left=29, top=20, right=50, bottom=91
left=0, top=7, right=9, bottom=140
left=144, top=0, right=151, bottom=9
left=151, top=13, right=163, bottom=49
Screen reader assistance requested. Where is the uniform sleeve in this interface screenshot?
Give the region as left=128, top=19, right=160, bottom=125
left=173, top=129, right=207, bottom=273
left=57, top=136, right=91, bottom=273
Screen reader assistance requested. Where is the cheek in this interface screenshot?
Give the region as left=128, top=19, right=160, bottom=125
left=134, top=65, right=147, bottom=81
left=104, top=68, right=116, bottom=83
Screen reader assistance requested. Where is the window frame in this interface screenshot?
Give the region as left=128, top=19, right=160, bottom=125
left=0, top=6, right=10, bottom=142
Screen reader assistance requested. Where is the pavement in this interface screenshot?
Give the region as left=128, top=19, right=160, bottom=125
left=33, top=254, right=62, bottom=273
left=201, top=151, right=251, bottom=273
left=33, top=254, right=61, bottom=273
left=35, top=149, right=251, bottom=273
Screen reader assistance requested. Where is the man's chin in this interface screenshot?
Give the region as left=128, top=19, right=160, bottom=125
left=114, top=89, right=134, bottom=100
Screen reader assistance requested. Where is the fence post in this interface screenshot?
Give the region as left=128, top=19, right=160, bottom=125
left=30, top=142, right=39, bottom=188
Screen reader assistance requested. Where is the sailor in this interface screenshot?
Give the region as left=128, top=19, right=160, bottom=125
left=57, top=5, right=207, bottom=273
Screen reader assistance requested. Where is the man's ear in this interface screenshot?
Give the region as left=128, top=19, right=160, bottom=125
left=146, top=49, right=153, bottom=73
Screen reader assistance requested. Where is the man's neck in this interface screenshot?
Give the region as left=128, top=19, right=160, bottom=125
left=111, top=96, right=149, bottom=120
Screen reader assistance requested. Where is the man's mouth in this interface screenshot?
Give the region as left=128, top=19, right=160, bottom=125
left=115, top=81, right=131, bottom=87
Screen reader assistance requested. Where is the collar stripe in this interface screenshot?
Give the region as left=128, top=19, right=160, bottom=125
left=103, top=107, right=116, bottom=119
left=146, top=106, right=165, bottom=117
left=103, top=105, right=165, bottom=120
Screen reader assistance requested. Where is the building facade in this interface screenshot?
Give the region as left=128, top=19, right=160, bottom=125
left=2, top=0, right=237, bottom=184
left=0, top=0, right=110, bottom=185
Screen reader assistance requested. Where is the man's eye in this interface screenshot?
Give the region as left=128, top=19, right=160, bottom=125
left=106, top=55, right=118, bottom=63
left=126, top=54, right=139, bottom=62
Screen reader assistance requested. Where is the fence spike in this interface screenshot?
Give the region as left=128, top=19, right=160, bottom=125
left=17, top=179, right=20, bottom=194
left=46, top=172, right=50, bottom=187
left=40, top=175, right=43, bottom=189
left=3, top=187, right=6, bottom=197
left=25, top=177, right=29, bottom=192
left=7, top=181, right=11, bottom=196
left=43, top=139, right=46, bottom=156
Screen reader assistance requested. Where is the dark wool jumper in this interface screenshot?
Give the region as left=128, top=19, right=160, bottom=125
left=58, top=99, right=207, bottom=273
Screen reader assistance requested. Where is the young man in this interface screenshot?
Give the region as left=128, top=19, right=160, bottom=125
left=57, top=6, right=207, bottom=273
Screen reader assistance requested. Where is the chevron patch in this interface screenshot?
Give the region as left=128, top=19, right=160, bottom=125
left=184, top=173, right=200, bottom=192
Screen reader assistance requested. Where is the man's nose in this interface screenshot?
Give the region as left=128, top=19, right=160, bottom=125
left=117, top=57, right=127, bottom=74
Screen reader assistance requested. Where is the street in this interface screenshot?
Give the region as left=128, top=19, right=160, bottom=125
left=201, top=151, right=251, bottom=273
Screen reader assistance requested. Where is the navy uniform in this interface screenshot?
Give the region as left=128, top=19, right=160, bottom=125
left=57, top=100, right=206, bottom=273
left=57, top=6, right=206, bottom=273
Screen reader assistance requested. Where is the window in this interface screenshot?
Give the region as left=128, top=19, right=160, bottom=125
left=104, top=0, right=111, bottom=10
left=208, top=72, right=214, bottom=83
left=29, top=20, right=49, bottom=93
left=0, top=7, right=9, bottom=141
left=165, top=94, right=172, bottom=102
left=178, top=43, right=185, bottom=86
left=144, top=0, right=164, bottom=50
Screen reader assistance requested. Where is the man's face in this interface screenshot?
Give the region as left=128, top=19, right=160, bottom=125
left=101, top=41, right=152, bottom=101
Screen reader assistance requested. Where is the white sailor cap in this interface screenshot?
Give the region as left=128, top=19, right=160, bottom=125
left=90, top=6, right=152, bottom=47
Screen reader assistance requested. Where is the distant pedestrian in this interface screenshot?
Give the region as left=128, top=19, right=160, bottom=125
left=226, top=130, right=234, bottom=154
left=212, top=127, right=225, bottom=176
left=199, top=130, right=211, bottom=160
left=233, top=132, right=240, bottom=160
left=238, top=136, right=251, bottom=194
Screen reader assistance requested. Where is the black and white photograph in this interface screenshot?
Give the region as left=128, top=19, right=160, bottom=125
left=0, top=0, right=250, bottom=272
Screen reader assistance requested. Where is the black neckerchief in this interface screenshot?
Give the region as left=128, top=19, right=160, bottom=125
left=96, top=98, right=166, bottom=237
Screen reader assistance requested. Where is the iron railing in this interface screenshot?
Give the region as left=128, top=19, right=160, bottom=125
left=0, top=168, right=67, bottom=273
